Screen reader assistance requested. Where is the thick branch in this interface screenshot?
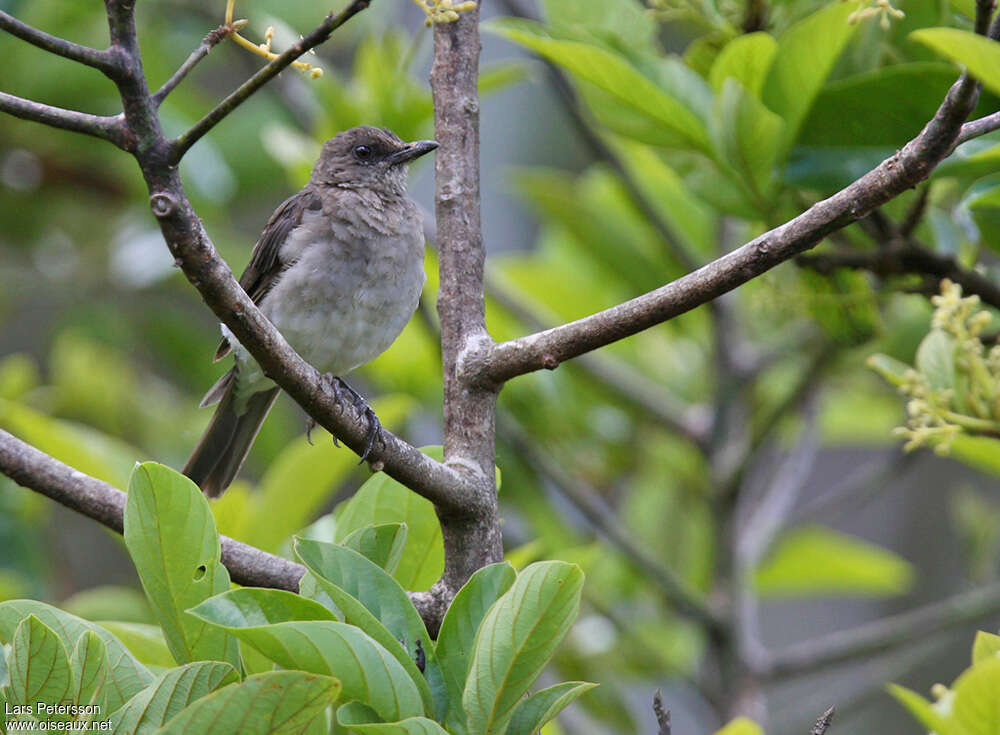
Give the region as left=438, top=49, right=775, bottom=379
left=757, top=580, right=1000, bottom=678
left=470, top=75, right=980, bottom=384
left=152, top=22, right=244, bottom=107
left=170, top=0, right=369, bottom=161
left=0, top=10, right=117, bottom=73
left=0, top=92, right=124, bottom=145
left=796, top=244, right=1000, bottom=311
left=430, top=6, right=505, bottom=597
left=0, top=429, right=305, bottom=590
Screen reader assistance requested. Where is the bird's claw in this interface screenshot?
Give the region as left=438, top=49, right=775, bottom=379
left=322, top=373, right=381, bottom=463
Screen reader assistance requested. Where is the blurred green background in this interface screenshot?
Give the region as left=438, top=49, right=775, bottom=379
left=4, top=0, right=1000, bottom=732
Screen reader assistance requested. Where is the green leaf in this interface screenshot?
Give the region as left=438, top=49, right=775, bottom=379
left=761, top=1, right=857, bottom=153
left=541, top=0, right=656, bottom=50
left=916, top=329, right=956, bottom=391
left=487, top=20, right=710, bottom=152
left=710, top=79, right=785, bottom=197
left=708, top=32, right=777, bottom=97
left=755, top=526, right=914, bottom=598
left=293, top=539, right=442, bottom=719
left=124, top=462, right=239, bottom=669
left=0, top=600, right=153, bottom=712
left=152, top=671, right=340, bottom=735
left=69, top=631, right=108, bottom=714
left=463, top=561, right=584, bottom=735
left=337, top=703, right=449, bottom=735
left=506, top=681, right=597, bottom=735
left=110, top=661, right=238, bottom=735
left=889, top=684, right=958, bottom=735
left=189, top=588, right=337, bottom=628
left=185, top=607, right=424, bottom=723
left=95, top=623, right=176, bottom=670
left=341, top=524, right=409, bottom=575
left=972, top=631, right=1000, bottom=664
left=911, top=28, right=1000, bottom=97
left=953, top=656, right=1000, bottom=735
left=435, top=563, right=517, bottom=733
left=801, top=63, right=975, bottom=147
left=951, top=435, right=1000, bottom=476
left=335, top=462, right=443, bottom=592
left=7, top=616, right=74, bottom=720
left=867, top=353, right=912, bottom=388
left=714, top=717, right=764, bottom=735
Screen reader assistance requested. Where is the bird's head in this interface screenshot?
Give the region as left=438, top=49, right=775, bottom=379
left=310, top=126, right=438, bottom=195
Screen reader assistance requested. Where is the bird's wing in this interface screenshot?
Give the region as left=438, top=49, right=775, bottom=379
left=214, top=188, right=322, bottom=361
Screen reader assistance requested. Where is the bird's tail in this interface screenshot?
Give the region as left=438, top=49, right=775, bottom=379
left=182, top=368, right=279, bottom=498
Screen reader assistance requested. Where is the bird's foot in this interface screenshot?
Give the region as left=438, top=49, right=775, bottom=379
left=322, top=373, right=382, bottom=463
left=304, top=415, right=339, bottom=447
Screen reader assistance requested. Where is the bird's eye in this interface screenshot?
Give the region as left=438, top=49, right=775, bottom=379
left=353, top=145, right=373, bottom=161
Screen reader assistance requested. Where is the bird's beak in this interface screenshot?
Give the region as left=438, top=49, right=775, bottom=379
left=388, top=140, right=439, bottom=166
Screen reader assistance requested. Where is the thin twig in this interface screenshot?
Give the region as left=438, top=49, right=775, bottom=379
left=0, top=91, right=125, bottom=145
left=796, top=244, right=1000, bottom=311
left=170, top=0, right=370, bottom=161
left=810, top=707, right=836, bottom=735
left=0, top=10, right=117, bottom=73
left=498, top=414, right=724, bottom=630
left=759, top=580, right=1000, bottom=678
left=152, top=22, right=246, bottom=107
left=653, top=690, right=671, bottom=735
left=956, top=110, right=1000, bottom=145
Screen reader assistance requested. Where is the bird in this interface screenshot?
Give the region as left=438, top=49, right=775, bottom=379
left=183, top=126, right=437, bottom=497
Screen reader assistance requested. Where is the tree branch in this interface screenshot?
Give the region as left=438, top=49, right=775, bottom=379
left=169, top=0, right=370, bottom=162
left=796, top=243, right=1000, bottom=311
left=957, top=110, right=1000, bottom=145
left=0, top=10, right=118, bottom=73
left=430, top=6, right=505, bottom=599
left=0, top=429, right=305, bottom=591
left=0, top=92, right=125, bottom=145
left=152, top=22, right=245, bottom=107
left=757, top=580, right=1000, bottom=678
left=810, top=707, right=836, bottom=735
left=466, top=74, right=981, bottom=385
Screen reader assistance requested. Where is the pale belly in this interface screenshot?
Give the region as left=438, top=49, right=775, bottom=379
left=225, top=231, right=425, bottom=405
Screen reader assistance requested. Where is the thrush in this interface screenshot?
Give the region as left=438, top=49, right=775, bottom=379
left=183, top=126, right=437, bottom=497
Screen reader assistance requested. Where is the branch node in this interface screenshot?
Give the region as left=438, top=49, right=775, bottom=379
left=150, top=192, right=178, bottom=218
left=810, top=706, right=836, bottom=735
left=541, top=353, right=559, bottom=370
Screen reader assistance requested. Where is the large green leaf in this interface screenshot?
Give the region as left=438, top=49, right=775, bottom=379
left=152, top=672, right=340, bottom=735
left=889, top=684, right=959, bottom=735
left=123, top=462, right=239, bottom=669
left=953, top=657, right=1000, bottom=735
left=340, top=524, right=408, bottom=575
left=186, top=605, right=424, bottom=723
left=338, top=702, right=449, bottom=735
left=708, top=32, right=777, bottom=97
left=188, top=588, right=336, bottom=628
left=7, top=616, right=74, bottom=720
left=801, top=63, right=975, bottom=147
left=710, top=79, right=785, bottom=197
left=95, top=623, right=174, bottom=670
left=915, top=329, right=956, bottom=391
left=293, top=539, right=442, bottom=719
left=435, top=563, right=517, bottom=734
left=973, top=631, right=1000, bottom=664
left=335, top=463, right=443, bottom=592
left=506, top=681, right=597, bottom=735
left=911, top=28, right=1000, bottom=97
left=761, top=1, right=857, bottom=153
left=755, top=526, right=914, bottom=598
left=714, top=718, right=764, bottom=735
left=488, top=20, right=710, bottom=152
left=0, top=600, right=152, bottom=712
left=110, top=661, right=239, bottom=735
left=70, top=631, right=108, bottom=716
left=463, top=562, right=584, bottom=735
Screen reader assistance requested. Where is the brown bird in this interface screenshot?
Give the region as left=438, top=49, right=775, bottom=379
left=183, top=126, right=437, bottom=497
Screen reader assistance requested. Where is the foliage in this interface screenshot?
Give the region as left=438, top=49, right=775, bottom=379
left=0, top=463, right=589, bottom=734
left=891, top=631, right=1000, bottom=735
